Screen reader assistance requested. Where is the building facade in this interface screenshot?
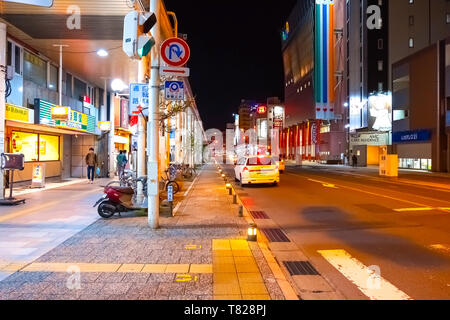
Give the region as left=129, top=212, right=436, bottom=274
left=281, top=0, right=347, bottom=164
left=389, top=0, right=450, bottom=172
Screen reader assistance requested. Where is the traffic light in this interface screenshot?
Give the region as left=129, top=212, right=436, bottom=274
left=123, top=10, right=157, bottom=59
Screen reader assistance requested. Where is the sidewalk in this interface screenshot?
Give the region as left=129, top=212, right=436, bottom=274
left=0, top=165, right=288, bottom=300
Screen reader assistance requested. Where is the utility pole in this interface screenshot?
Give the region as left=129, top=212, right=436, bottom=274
left=148, top=0, right=161, bottom=229
left=0, top=23, right=6, bottom=200
left=53, top=44, right=68, bottom=106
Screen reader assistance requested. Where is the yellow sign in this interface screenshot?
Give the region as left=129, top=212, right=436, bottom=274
left=56, top=110, right=88, bottom=132
left=51, top=106, right=70, bottom=121
left=98, top=121, right=111, bottom=131
left=5, top=104, right=29, bottom=123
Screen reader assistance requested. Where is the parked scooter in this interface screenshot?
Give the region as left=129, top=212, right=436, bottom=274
left=94, top=176, right=147, bottom=218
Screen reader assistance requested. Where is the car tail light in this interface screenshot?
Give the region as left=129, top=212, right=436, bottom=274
left=243, top=167, right=249, bottom=172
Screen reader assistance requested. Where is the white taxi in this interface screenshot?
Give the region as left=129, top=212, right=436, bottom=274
left=234, top=156, right=280, bottom=186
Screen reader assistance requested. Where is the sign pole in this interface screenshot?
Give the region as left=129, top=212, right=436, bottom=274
left=0, top=23, right=7, bottom=200
left=148, top=0, right=160, bottom=229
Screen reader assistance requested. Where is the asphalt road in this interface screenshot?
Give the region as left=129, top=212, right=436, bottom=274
left=223, top=164, right=450, bottom=300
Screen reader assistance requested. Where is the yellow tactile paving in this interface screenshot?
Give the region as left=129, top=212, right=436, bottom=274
left=11, top=262, right=213, bottom=274
left=214, top=283, right=242, bottom=295
left=117, top=264, right=145, bottom=273
left=237, top=272, right=264, bottom=284
left=229, top=240, right=249, bottom=250
left=212, top=239, right=271, bottom=301
left=1, top=263, right=28, bottom=272
left=165, top=264, right=190, bottom=273
left=243, top=295, right=271, bottom=300
left=212, top=239, right=231, bottom=251
left=213, top=263, right=237, bottom=273
left=189, top=264, right=213, bottom=274
left=213, top=250, right=233, bottom=257
left=141, top=264, right=168, bottom=273
left=232, top=250, right=253, bottom=257
left=240, top=283, right=269, bottom=295
left=214, top=273, right=239, bottom=284
left=214, top=295, right=242, bottom=300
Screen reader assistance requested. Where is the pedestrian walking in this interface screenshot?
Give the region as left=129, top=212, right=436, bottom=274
left=352, top=154, right=358, bottom=168
left=85, top=147, right=98, bottom=184
left=117, top=150, right=128, bottom=179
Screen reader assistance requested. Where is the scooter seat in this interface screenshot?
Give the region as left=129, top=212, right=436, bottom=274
left=110, top=186, right=135, bottom=194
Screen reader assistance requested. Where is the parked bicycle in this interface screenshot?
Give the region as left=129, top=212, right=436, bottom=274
left=169, top=163, right=197, bottom=180
left=161, top=169, right=180, bottom=194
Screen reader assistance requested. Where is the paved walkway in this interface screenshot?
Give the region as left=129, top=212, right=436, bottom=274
left=0, top=165, right=286, bottom=300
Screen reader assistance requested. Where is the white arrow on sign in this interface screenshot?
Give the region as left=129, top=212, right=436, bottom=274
left=4, top=0, right=53, bottom=6
left=160, top=66, right=190, bottom=78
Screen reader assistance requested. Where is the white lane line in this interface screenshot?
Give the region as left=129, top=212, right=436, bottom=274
left=183, top=172, right=201, bottom=196
left=318, top=249, right=412, bottom=300
left=173, top=202, right=182, bottom=215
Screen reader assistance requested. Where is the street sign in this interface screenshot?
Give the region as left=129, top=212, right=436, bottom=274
left=167, top=185, right=173, bottom=202
left=98, top=121, right=111, bottom=131
left=161, top=38, right=190, bottom=67
left=129, top=83, right=149, bottom=116
left=165, top=81, right=184, bottom=101
left=160, top=66, right=190, bottom=77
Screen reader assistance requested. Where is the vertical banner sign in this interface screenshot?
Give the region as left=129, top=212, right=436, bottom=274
left=315, top=0, right=335, bottom=121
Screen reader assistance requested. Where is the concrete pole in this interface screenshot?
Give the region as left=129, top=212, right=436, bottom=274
left=102, top=78, right=107, bottom=121
left=53, top=44, right=68, bottom=106
left=0, top=23, right=6, bottom=200
left=136, top=56, right=147, bottom=203
left=148, top=0, right=161, bottom=229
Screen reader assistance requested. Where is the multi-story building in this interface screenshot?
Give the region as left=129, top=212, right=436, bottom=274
left=281, top=0, right=347, bottom=164
left=346, top=0, right=391, bottom=167
left=389, top=0, right=450, bottom=172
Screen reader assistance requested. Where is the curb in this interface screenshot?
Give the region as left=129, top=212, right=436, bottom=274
left=216, top=165, right=299, bottom=301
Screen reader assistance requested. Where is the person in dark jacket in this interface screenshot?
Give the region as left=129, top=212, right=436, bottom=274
left=85, top=147, right=98, bottom=184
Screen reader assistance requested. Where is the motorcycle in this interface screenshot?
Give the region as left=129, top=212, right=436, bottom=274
left=94, top=176, right=147, bottom=219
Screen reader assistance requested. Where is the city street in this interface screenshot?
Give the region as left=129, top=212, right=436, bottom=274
left=223, top=164, right=450, bottom=300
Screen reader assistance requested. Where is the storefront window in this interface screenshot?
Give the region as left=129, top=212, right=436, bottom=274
left=399, top=158, right=432, bottom=171
left=23, top=51, right=47, bottom=88
left=11, top=131, right=38, bottom=162
left=11, top=131, right=59, bottom=162
left=39, top=134, right=60, bottom=161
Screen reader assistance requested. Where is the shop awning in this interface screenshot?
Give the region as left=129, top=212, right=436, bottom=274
left=6, top=120, right=94, bottom=135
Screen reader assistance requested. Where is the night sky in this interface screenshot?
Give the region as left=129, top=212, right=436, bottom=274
left=164, top=0, right=297, bottom=130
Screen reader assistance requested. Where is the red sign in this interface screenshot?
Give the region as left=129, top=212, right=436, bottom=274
left=83, top=96, right=91, bottom=104
left=257, top=106, right=267, bottom=114
left=161, top=38, right=191, bottom=67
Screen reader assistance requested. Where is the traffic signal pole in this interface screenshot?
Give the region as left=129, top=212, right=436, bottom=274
left=147, top=0, right=161, bottom=229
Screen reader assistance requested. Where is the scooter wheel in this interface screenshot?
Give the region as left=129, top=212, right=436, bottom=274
left=97, top=201, right=116, bottom=219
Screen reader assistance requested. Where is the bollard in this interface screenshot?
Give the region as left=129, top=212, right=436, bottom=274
left=229, top=188, right=232, bottom=195
left=238, top=205, right=243, bottom=217
left=233, top=194, right=237, bottom=204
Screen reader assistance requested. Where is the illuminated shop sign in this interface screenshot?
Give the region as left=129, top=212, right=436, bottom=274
left=5, top=104, right=30, bottom=123
left=257, top=106, right=267, bottom=114
left=34, top=99, right=96, bottom=134
left=393, top=130, right=431, bottom=143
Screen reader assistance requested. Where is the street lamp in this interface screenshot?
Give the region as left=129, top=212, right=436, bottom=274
left=111, top=78, right=127, bottom=92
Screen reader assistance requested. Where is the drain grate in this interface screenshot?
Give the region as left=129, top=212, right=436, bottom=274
left=260, top=228, right=290, bottom=242
left=250, top=211, right=269, bottom=219
left=283, top=261, right=320, bottom=275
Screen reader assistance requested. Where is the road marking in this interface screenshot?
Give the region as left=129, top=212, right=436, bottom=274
left=429, top=244, right=450, bottom=255
left=308, top=179, right=338, bottom=189
left=394, top=207, right=449, bottom=214
left=290, top=172, right=448, bottom=209
left=318, top=249, right=412, bottom=300
left=176, top=274, right=198, bottom=282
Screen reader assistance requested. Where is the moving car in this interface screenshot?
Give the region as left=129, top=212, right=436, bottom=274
left=234, top=155, right=280, bottom=186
